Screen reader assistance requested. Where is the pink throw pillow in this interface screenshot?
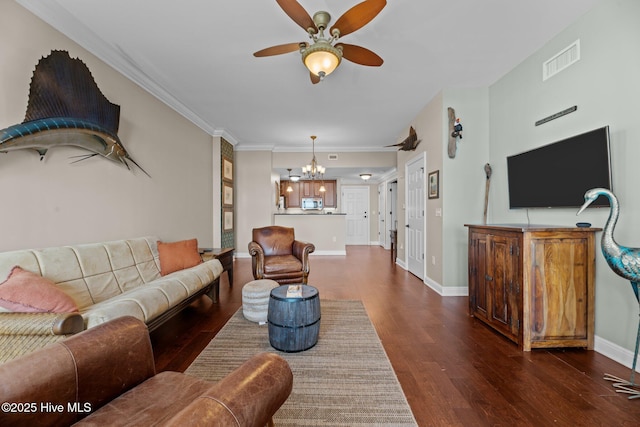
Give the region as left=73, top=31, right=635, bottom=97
left=0, top=266, right=78, bottom=313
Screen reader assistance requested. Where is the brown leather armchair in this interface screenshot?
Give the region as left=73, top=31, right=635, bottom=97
left=0, top=316, right=293, bottom=427
left=248, top=226, right=315, bottom=284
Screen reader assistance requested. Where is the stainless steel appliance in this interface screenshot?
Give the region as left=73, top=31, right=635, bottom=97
left=301, top=198, right=323, bottom=210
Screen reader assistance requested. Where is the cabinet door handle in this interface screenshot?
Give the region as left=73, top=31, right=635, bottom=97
left=485, top=274, right=493, bottom=281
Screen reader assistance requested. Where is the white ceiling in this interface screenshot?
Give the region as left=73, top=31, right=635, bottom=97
left=17, top=0, right=601, bottom=155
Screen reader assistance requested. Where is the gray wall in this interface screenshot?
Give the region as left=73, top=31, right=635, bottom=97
left=393, top=0, right=640, bottom=363
left=394, top=88, right=490, bottom=295
left=489, top=0, right=640, bottom=356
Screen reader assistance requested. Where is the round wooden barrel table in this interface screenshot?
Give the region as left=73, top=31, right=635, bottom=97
left=268, top=285, right=320, bottom=352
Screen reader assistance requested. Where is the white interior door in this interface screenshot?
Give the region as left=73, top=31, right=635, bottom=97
left=343, top=186, right=370, bottom=245
left=406, top=155, right=426, bottom=279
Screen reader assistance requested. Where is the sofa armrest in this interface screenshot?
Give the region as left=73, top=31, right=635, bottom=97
left=248, top=241, right=265, bottom=279
left=293, top=240, right=315, bottom=272
left=0, top=312, right=84, bottom=335
left=0, top=312, right=85, bottom=364
left=0, top=316, right=155, bottom=427
left=165, top=352, right=293, bottom=427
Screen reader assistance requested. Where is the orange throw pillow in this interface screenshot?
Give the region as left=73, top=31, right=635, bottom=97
left=0, top=266, right=78, bottom=313
left=157, top=238, right=202, bottom=276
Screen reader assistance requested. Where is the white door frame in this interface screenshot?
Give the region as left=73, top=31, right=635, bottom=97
left=387, top=180, right=397, bottom=251
left=378, top=182, right=386, bottom=247
left=405, top=152, right=427, bottom=280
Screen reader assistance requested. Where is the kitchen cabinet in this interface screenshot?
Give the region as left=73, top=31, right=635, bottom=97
left=281, top=181, right=301, bottom=208
left=301, top=181, right=316, bottom=197
left=322, top=181, right=337, bottom=208
left=466, top=224, right=599, bottom=351
left=281, top=180, right=336, bottom=208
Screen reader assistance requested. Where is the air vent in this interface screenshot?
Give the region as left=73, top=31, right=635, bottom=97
left=543, top=39, right=580, bottom=81
left=328, top=154, right=338, bottom=160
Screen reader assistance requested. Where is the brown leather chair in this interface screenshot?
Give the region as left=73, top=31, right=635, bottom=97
left=0, top=316, right=293, bottom=427
left=248, top=226, right=315, bottom=284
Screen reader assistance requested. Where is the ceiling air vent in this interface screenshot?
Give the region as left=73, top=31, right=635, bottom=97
left=543, top=39, right=580, bottom=81
left=328, top=154, right=338, bottom=160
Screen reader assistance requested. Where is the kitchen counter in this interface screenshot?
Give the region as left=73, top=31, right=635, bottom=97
left=274, top=212, right=346, bottom=215
left=274, top=213, right=346, bottom=255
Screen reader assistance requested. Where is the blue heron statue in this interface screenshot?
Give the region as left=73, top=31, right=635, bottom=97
left=578, top=188, right=640, bottom=399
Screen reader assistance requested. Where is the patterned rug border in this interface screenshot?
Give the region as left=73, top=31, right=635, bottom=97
left=186, top=299, right=417, bottom=426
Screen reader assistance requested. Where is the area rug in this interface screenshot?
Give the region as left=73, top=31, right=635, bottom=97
left=186, top=299, right=418, bottom=426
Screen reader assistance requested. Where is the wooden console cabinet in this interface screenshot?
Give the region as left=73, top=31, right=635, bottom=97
left=465, top=224, right=600, bottom=351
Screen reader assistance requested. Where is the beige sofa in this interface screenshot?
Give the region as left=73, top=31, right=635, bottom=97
left=0, top=236, right=223, bottom=363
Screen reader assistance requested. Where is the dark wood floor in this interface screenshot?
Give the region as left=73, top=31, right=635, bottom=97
left=151, top=246, right=640, bottom=426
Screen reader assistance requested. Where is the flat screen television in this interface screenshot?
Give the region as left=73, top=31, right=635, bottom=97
left=506, top=126, right=612, bottom=208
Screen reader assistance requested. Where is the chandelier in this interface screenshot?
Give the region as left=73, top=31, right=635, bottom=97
left=302, top=135, right=325, bottom=180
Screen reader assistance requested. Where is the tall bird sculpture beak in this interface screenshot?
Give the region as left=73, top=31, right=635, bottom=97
left=577, top=200, right=592, bottom=216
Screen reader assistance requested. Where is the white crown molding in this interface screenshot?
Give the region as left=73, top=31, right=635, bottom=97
left=17, top=0, right=217, bottom=136
left=378, top=168, right=398, bottom=182
left=271, top=145, right=398, bottom=153
left=234, top=144, right=276, bottom=152
left=212, top=129, right=239, bottom=146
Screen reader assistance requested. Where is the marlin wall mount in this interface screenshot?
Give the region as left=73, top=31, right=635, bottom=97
left=0, top=50, right=149, bottom=177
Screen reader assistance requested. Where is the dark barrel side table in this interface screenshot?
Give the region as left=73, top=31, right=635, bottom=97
left=267, top=285, right=320, bottom=352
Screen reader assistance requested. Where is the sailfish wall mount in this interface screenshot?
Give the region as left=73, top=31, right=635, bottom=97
left=0, top=50, right=149, bottom=176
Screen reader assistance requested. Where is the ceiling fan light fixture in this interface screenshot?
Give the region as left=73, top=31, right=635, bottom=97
left=302, top=42, right=341, bottom=78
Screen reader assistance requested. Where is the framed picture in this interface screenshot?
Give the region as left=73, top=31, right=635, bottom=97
left=428, top=170, right=439, bottom=199
left=223, top=209, right=233, bottom=232
left=223, top=182, right=233, bottom=207
left=222, top=157, right=233, bottom=182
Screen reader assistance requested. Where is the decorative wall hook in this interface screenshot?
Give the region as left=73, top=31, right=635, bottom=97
left=447, top=107, right=463, bottom=158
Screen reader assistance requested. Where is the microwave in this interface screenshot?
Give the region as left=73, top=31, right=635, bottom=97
left=301, top=198, right=323, bottom=210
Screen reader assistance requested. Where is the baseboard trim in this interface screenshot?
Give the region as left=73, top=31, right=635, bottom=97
left=395, top=258, right=407, bottom=270
left=594, top=335, right=640, bottom=373
left=424, top=277, right=469, bottom=296
left=311, top=250, right=347, bottom=256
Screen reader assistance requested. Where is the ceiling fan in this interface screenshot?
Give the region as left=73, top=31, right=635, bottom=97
left=254, top=0, right=386, bottom=84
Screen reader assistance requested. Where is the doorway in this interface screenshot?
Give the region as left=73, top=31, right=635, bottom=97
left=379, top=180, right=397, bottom=250
left=343, top=186, right=370, bottom=245
left=378, top=182, right=386, bottom=247
left=405, top=154, right=426, bottom=280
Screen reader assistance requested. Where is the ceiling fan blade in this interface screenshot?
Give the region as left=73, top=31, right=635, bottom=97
left=310, top=72, right=321, bottom=84
left=330, top=0, right=386, bottom=38
left=254, top=42, right=305, bottom=57
left=337, top=43, right=383, bottom=66
left=276, top=0, right=317, bottom=33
